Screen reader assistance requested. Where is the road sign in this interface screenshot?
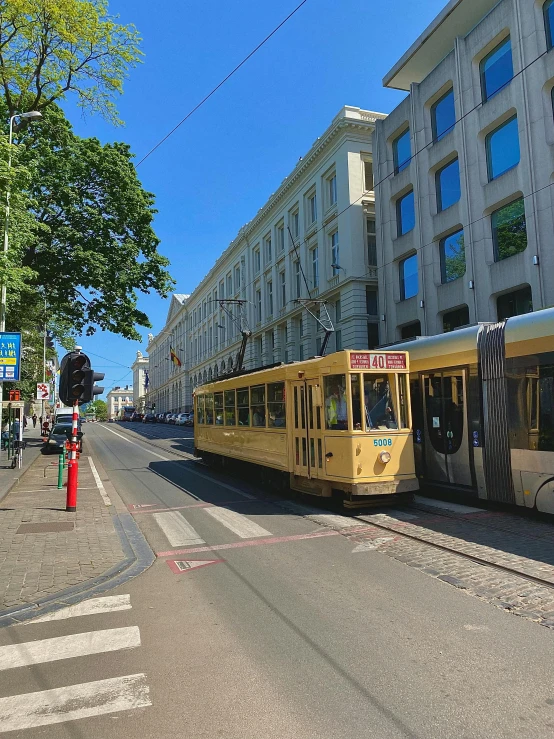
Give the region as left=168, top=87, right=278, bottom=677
left=0, top=332, right=21, bottom=381
left=36, top=382, right=51, bottom=400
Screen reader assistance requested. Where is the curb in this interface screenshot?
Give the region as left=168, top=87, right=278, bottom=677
left=0, top=511, right=155, bottom=628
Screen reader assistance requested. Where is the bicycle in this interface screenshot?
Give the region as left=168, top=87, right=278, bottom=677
left=10, top=439, right=26, bottom=469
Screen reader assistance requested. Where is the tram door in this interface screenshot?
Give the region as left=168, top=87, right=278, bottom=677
left=291, top=380, right=324, bottom=479
left=422, top=370, right=472, bottom=486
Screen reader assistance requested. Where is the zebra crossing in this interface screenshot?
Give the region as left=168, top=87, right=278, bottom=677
left=0, top=595, right=150, bottom=733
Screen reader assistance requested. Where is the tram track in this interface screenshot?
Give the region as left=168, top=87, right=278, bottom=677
left=108, top=423, right=554, bottom=593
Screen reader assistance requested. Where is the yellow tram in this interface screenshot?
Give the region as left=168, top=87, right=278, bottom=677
left=194, top=350, right=419, bottom=504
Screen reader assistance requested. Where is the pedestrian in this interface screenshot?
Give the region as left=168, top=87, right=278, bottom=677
left=32, top=413, right=37, bottom=428
left=23, top=415, right=27, bottom=430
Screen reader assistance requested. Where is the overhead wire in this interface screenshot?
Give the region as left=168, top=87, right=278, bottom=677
left=148, top=36, right=554, bottom=370
left=136, top=0, right=310, bottom=167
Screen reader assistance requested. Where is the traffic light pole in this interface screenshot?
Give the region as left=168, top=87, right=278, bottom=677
left=66, top=399, right=79, bottom=512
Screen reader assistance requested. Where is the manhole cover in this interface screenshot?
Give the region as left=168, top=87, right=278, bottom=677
left=16, top=522, right=74, bottom=534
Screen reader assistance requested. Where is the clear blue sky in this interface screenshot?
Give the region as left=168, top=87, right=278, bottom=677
left=65, top=0, right=447, bottom=395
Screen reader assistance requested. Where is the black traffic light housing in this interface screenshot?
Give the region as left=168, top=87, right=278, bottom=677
left=59, top=351, right=105, bottom=405
left=45, top=331, right=54, bottom=351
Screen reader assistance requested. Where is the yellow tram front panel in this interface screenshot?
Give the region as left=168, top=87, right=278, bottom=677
left=194, top=350, right=418, bottom=499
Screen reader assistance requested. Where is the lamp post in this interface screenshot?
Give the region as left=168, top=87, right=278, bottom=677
left=0, top=110, right=42, bottom=332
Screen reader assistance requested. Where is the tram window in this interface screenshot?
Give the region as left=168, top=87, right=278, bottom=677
left=214, top=393, right=224, bottom=425
left=268, top=382, right=286, bottom=428
left=197, top=396, right=205, bottom=425
left=398, top=375, right=408, bottom=429
left=237, top=388, right=250, bottom=426
left=251, top=385, right=266, bottom=427
left=351, top=375, right=363, bottom=430
left=224, top=390, right=236, bottom=426
left=324, top=375, right=348, bottom=430
left=363, top=375, right=397, bottom=430
left=205, top=394, right=214, bottom=424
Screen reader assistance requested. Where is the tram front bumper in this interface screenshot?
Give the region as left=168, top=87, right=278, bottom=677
left=349, top=477, right=419, bottom=496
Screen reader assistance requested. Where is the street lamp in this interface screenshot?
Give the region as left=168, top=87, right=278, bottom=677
left=0, top=110, right=42, bottom=332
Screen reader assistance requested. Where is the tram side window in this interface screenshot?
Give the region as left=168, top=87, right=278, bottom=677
left=237, top=388, right=250, bottom=426
left=224, top=390, right=236, bottom=426
left=324, top=375, right=348, bottom=430
left=364, top=375, right=397, bottom=430
left=197, top=396, right=205, bottom=425
left=351, top=375, right=363, bottom=430
left=507, top=356, right=554, bottom=451
left=251, top=385, right=266, bottom=427
left=398, top=375, right=408, bottom=429
left=214, top=393, right=224, bottom=425
left=205, top=394, right=214, bottom=424
left=268, top=382, right=286, bottom=427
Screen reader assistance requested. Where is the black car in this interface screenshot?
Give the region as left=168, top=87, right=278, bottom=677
left=43, top=424, right=83, bottom=454
left=142, top=413, right=156, bottom=423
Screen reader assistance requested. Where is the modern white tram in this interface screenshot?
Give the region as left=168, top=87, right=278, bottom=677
left=392, top=307, right=554, bottom=514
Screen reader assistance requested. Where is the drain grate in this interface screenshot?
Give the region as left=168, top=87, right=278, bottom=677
left=16, top=522, right=75, bottom=534
left=174, top=560, right=192, bottom=571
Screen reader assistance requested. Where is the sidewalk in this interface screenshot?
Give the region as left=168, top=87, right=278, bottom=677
left=0, top=441, right=154, bottom=625
left=0, top=425, right=44, bottom=503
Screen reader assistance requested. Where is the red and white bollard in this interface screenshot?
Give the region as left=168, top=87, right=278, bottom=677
left=66, top=400, right=79, bottom=512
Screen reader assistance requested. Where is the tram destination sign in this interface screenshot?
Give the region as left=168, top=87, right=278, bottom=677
left=350, top=352, right=407, bottom=370
left=0, top=332, right=21, bottom=381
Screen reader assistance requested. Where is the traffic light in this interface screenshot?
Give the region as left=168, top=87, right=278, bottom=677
left=151, top=402, right=156, bottom=410
left=45, top=331, right=54, bottom=350
left=59, top=351, right=105, bottom=405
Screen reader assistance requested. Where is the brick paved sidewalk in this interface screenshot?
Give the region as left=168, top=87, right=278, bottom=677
left=0, top=448, right=126, bottom=613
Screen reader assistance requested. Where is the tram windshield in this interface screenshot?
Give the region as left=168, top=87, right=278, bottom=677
left=364, top=375, right=397, bottom=430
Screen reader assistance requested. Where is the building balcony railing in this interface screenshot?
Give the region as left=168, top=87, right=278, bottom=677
left=328, top=275, right=340, bottom=288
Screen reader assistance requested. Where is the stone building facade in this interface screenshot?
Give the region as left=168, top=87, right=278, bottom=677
left=374, top=0, right=554, bottom=341
left=148, top=106, right=384, bottom=414
left=106, top=386, right=133, bottom=420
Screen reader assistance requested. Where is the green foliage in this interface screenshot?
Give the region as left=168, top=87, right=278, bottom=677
left=5, top=103, right=174, bottom=341
left=0, top=0, right=142, bottom=124
left=84, top=398, right=107, bottom=420
left=442, top=232, right=465, bottom=283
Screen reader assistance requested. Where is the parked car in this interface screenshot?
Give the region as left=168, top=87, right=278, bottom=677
left=130, top=412, right=144, bottom=422
left=142, top=413, right=156, bottom=423
left=184, top=413, right=194, bottom=427
left=156, top=413, right=165, bottom=423
left=163, top=413, right=173, bottom=423
left=175, top=413, right=188, bottom=426
left=168, top=413, right=179, bottom=424
left=43, top=424, right=83, bottom=454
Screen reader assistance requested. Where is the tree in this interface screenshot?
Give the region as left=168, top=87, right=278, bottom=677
left=0, top=0, right=141, bottom=124
left=5, top=103, right=174, bottom=341
left=84, top=398, right=107, bottom=421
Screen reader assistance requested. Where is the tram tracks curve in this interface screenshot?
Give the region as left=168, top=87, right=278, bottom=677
left=108, top=424, right=554, bottom=593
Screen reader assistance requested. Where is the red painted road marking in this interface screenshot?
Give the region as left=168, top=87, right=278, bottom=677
left=166, top=559, right=224, bottom=574
left=156, top=525, right=378, bottom=558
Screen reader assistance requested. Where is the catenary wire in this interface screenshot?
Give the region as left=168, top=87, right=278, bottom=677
left=151, top=46, right=554, bottom=369
left=136, top=0, right=310, bottom=167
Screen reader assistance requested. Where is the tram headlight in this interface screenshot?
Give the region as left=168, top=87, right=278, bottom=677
left=379, top=451, right=391, bottom=464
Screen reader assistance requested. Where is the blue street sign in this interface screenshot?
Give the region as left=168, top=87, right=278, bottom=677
left=0, top=332, right=21, bottom=381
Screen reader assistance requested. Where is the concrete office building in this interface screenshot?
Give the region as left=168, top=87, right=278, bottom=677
left=148, top=106, right=384, bottom=414
left=374, top=0, right=554, bottom=341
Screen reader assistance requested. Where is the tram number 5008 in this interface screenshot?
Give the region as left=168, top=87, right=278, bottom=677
left=374, top=438, right=393, bottom=447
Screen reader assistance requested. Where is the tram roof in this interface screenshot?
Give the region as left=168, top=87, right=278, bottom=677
left=383, top=307, right=554, bottom=369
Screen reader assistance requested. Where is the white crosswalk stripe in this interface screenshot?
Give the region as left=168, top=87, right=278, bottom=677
left=29, top=595, right=132, bottom=623
left=203, top=506, right=271, bottom=539
left=0, top=674, right=151, bottom=732
left=153, top=510, right=205, bottom=546
left=0, top=626, right=141, bottom=671
left=0, top=594, right=151, bottom=733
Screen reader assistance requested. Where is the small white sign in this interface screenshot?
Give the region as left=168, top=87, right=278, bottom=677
left=36, top=382, right=50, bottom=400
left=433, top=416, right=440, bottom=428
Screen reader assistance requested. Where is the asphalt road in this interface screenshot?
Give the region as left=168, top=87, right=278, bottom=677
left=1, top=421, right=553, bottom=738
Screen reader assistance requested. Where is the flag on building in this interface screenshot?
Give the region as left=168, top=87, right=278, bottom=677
left=144, top=370, right=149, bottom=389
left=170, top=346, right=182, bottom=367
